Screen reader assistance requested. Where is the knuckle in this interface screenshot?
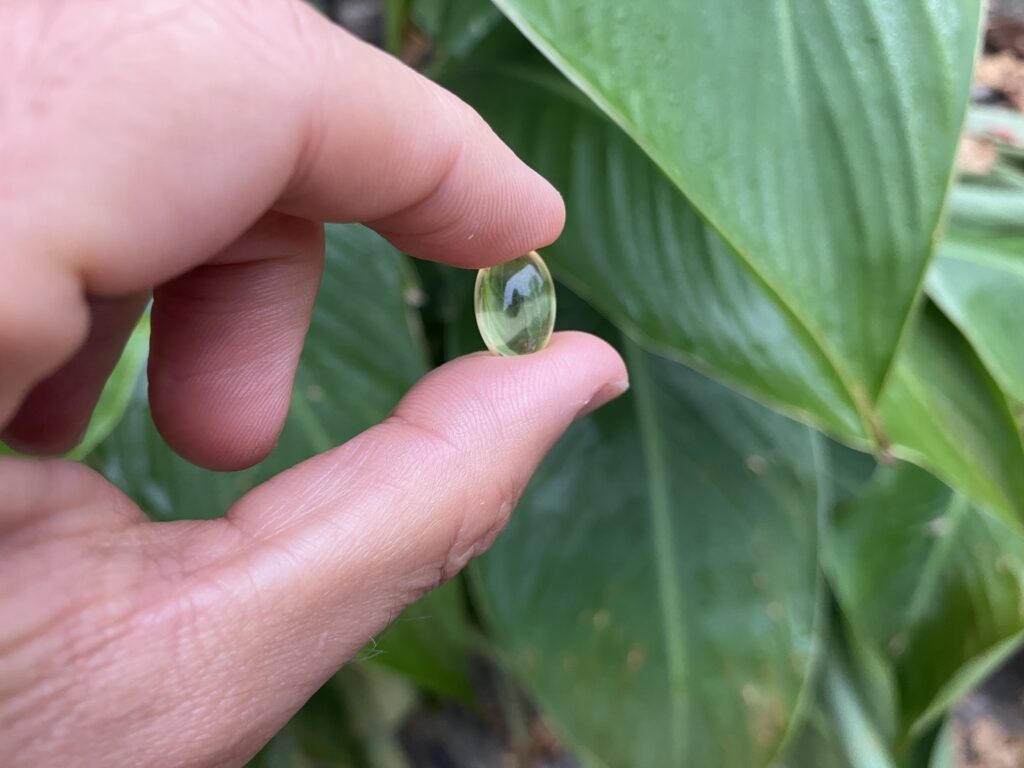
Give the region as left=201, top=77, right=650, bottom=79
left=439, top=486, right=521, bottom=583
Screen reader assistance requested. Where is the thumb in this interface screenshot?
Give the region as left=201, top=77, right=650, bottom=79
left=169, top=332, right=626, bottom=763
left=0, top=332, right=628, bottom=768
left=226, top=330, right=627, bottom=619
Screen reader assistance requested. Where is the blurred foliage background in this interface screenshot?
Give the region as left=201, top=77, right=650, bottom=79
left=18, top=0, right=1024, bottom=764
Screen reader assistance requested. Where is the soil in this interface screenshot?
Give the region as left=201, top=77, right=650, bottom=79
left=954, top=653, right=1024, bottom=767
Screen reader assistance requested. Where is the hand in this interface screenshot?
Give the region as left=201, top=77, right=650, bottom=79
left=0, top=2, right=628, bottom=765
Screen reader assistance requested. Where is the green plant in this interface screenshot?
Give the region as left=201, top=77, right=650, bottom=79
left=44, top=0, right=1024, bottom=764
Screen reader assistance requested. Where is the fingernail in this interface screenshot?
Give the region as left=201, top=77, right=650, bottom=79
left=575, top=379, right=630, bottom=420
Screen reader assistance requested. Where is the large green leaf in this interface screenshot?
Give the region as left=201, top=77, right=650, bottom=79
left=928, top=232, right=1024, bottom=405
left=489, top=0, right=981, bottom=438
left=467, top=301, right=827, bottom=766
left=827, top=464, right=1024, bottom=746
left=457, top=69, right=864, bottom=438
left=94, top=223, right=473, bottom=702
left=456, top=68, right=1024, bottom=519
left=878, top=304, right=1024, bottom=518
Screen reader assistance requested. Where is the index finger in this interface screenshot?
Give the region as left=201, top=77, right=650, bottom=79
left=1, top=0, right=563, bottom=423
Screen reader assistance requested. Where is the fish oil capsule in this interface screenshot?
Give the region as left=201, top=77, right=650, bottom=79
left=474, top=250, right=556, bottom=356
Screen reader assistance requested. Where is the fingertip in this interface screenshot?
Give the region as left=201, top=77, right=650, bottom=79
left=544, top=330, right=626, bottom=377
left=393, top=330, right=628, bottom=449
left=150, top=387, right=285, bottom=472
left=536, top=331, right=629, bottom=408
left=146, top=213, right=322, bottom=473
left=530, top=172, right=567, bottom=249
left=497, top=160, right=566, bottom=264
left=370, top=157, right=568, bottom=269
left=1, top=422, right=84, bottom=457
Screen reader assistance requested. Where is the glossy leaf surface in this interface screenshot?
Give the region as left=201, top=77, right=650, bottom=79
left=490, top=0, right=981, bottom=437
left=928, top=232, right=1024, bottom=405
left=828, top=464, right=1024, bottom=740
left=470, top=298, right=826, bottom=766
left=878, top=305, right=1024, bottom=519
left=457, top=68, right=1024, bottom=519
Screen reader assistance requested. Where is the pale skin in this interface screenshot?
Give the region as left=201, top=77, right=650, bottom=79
left=0, top=2, right=629, bottom=765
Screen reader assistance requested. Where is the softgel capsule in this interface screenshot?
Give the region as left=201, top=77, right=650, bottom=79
left=474, top=250, right=556, bottom=356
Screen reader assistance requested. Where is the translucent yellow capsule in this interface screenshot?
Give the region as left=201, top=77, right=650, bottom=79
left=474, top=250, right=556, bottom=356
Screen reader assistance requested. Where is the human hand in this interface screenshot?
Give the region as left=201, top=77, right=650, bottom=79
left=0, top=2, right=628, bottom=765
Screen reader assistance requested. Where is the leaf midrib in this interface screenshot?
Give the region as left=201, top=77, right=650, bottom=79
left=624, top=340, right=688, bottom=765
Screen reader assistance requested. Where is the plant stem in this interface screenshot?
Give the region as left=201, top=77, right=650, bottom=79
left=384, top=0, right=412, bottom=57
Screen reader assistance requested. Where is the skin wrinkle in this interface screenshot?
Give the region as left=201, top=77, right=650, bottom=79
left=214, top=403, right=503, bottom=630
left=2, top=548, right=146, bottom=726
left=0, top=466, right=134, bottom=536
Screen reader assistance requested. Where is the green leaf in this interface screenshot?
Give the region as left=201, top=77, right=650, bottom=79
left=878, top=304, right=1024, bottom=519
left=384, top=0, right=414, bottom=56
left=779, top=649, right=953, bottom=768
left=827, top=464, right=1024, bottom=743
left=414, top=0, right=503, bottom=60
left=965, top=105, right=1024, bottom=151
left=456, top=68, right=865, bottom=439
left=470, top=311, right=827, bottom=765
left=928, top=231, right=1024, bottom=405
left=489, top=0, right=981, bottom=438
left=778, top=700, right=853, bottom=768
left=826, top=441, right=878, bottom=509
left=94, top=224, right=473, bottom=702
left=456, top=67, right=1024, bottom=519
left=947, top=186, right=1024, bottom=233
left=928, top=719, right=955, bottom=768
left=820, top=657, right=898, bottom=768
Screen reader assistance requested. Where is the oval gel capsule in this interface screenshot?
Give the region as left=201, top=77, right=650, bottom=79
left=474, top=250, right=556, bottom=356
